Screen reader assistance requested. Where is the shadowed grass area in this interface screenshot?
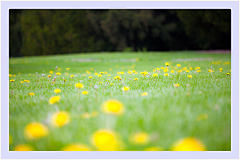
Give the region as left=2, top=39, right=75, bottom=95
left=9, top=51, right=231, bottom=151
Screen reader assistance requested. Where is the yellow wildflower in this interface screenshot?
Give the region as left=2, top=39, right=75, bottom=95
left=62, top=144, right=91, bottom=151
left=56, top=72, right=61, bottom=75
left=152, top=73, right=158, bottom=77
left=102, top=99, right=124, bottom=115
left=49, top=71, right=53, bottom=74
left=122, top=86, right=130, bottom=91
left=174, top=83, right=180, bottom=88
left=171, top=137, right=206, bottom=151
left=82, top=91, right=88, bottom=95
left=54, top=89, right=61, bottom=93
left=165, top=62, right=170, bottom=66
left=10, top=79, right=15, bottom=82
left=91, top=129, right=121, bottom=151
left=14, top=144, right=33, bottom=151
left=176, top=64, right=181, bottom=67
left=51, top=111, right=70, bottom=127
left=75, top=83, right=84, bottom=89
left=24, top=122, right=48, bottom=139
left=49, top=96, right=61, bottom=104
left=187, top=75, right=192, bottom=78
left=29, top=92, right=35, bottom=96
left=141, top=92, right=148, bottom=96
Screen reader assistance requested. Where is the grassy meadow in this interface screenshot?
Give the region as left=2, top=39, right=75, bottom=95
left=9, top=51, right=231, bottom=151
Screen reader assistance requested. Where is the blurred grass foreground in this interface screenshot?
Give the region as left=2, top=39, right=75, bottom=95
left=9, top=51, right=231, bottom=151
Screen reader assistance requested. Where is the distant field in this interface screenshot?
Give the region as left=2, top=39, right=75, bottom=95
left=9, top=51, right=231, bottom=151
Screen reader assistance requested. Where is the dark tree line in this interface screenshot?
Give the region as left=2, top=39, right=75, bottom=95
left=9, top=9, right=231, bottom=57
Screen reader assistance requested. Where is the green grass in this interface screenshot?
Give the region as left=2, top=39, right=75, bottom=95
left=9, top=51, right=231, bottom=151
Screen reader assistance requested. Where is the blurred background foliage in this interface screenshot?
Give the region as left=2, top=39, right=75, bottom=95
left=9, top=9, right=231, bottom=57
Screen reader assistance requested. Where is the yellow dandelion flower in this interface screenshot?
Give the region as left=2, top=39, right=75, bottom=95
left=219, top=68, right=223, bottom=71
left=14, top=144, right=33, bottom=151
left=70, top=75, right=74, bottom=78
left=56, top=72, right=61, bottom=75
left=49, top=96, right=61, bottom=104
left=122, top=86, right=130, bottom=91
left=144, top=146, right=164, bottom=151
left=13, top=74, right=16, bottom=77
left=186, top=70, right=190, bottom=73
left=132, top=70, right=136, bottom=73
left=128, top=71, right=132, bottom=74
left=141, top=92, right=148, bottom=96
left=98, top=74, right=102, bottom=77
left=62, top=144, right=91, bottom=151
left=176, top=64, right=181, bottom=67
left=164, top=73, right=169, bottom=77
left=130, top=132, right=149, bottom=145
left=227, top=73, right=230, bottom=76
left=187, top=75, right=192, bottom=78
left=51, top=111, right=70, bottom=127
left=99, top=82, right=102, bottom=84
left=189, top=67, right=193, bottom=70
left=102, top=99, right=124, bottom=115
left=174, top=83, right=180, bottom=88
left=54, top=89, right=61, bottom=93
left=161, top=67, right=165, bottom=70
left=104, top=71, right=108, bottom=74
left=197, top=70, right=201, bottom=73
left=49, top=71, right=53, bottom=74
left=75, top=83, right=84, bottom=89
left=29, top=92, right=35, bottom=96
left=47, top=75, right=51, bottom=78
left=20, top=81, right=24, bottom=83
left=230, top=69, right=231, bottom=72
left=91, top=129, right=121, bottom=151
left=24, top=122, right=48, bottom=139
left=9, top=74, right=12, bottom=77
left=10, top=79, right=15, bottom=82
left=66, top=68, right=70, bottom=71
left=152, top=73, right=158, bottom=77
left=88, top=76, right=93, bottom=79
left=99, top=72, right=104, bottom=74
left=171, top=137, right=206, bottom=151
left=134, top=78, right=139, bottom=81
left=52, top=82, right=55, bottom=84
left=109, top=68, right=112, bottom=71
left=110, top=83, right=114, bottom=85
left=165, top=62, right=170, bottom=66
left=94, top=73, right=98, bottom=75
left=29, top=74, right=31, bottom=76
left=208, top=69, right=214, bottom=73
left=107, top=74, right=111, bottom=77
left=82, top=91, right=88, bottom=95
left=120, top=71, right=124, bottom=74
left=195, top=67, right=201, bottom=70
left=171, top=70, right=175, bottom=73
